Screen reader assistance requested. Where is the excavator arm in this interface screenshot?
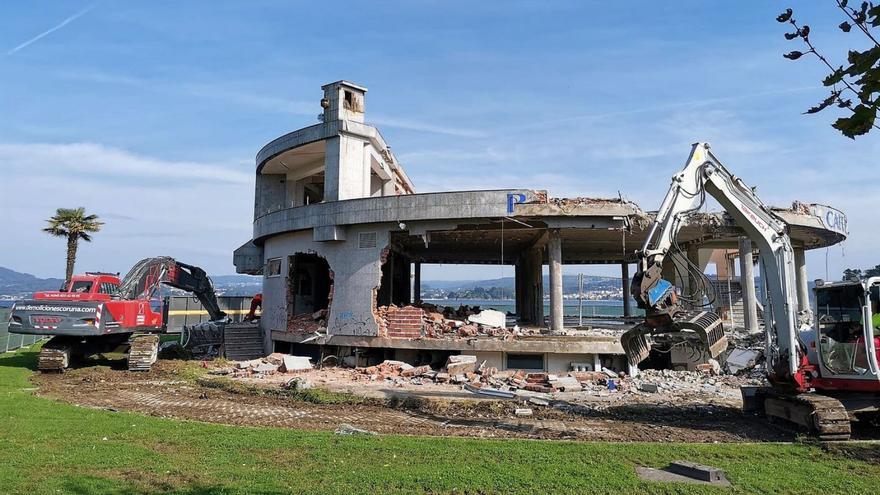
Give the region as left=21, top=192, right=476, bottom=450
left=117, top=257, right=228, bottom=322
left=623, top=143, right=803, bottom=385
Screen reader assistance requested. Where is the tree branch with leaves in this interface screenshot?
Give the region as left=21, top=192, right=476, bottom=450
left=778, top=1, right=880, bottom=138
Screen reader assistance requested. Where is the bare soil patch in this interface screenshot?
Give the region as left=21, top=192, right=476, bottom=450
left=29, top=360, right=800, bottom=443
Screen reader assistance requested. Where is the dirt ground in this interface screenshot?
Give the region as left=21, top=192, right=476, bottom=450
left=29, top=359, right=811, bottom=443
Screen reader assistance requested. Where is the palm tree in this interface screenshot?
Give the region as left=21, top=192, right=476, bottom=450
left=43, top=207, right=103, bottom=285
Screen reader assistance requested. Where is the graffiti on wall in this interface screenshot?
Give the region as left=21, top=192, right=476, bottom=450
left=332, top=310, right=377, bottom=336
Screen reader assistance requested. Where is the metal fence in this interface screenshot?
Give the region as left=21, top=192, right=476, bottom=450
left=0, top=308, right=44, bottom=354
left=165, top=295, right=255, bottom=332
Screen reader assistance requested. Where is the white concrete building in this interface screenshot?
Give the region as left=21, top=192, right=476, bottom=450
left=234, top=80, right=847, bottom=373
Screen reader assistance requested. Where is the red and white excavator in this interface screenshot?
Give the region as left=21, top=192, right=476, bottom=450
left=7, top=257, right=227, bottom=372
left=623, top=142, right=879, bottom=440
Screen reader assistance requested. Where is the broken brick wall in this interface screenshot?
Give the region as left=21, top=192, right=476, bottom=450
left=261, top=227, right=393, bottom=344
left=385, top=306, right=425, bottom=338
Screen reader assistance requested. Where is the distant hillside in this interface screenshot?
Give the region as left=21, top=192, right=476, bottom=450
left=0, top=267, right=64, bottom=296
left=210, top=275, right=263, bottom=296
left=0, top=267, right=262, bottom=298
left=211, top=274, right=263, bottom=285
left=423, top=275, right=621, bottom=294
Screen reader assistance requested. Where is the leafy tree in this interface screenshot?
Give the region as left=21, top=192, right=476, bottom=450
left=778, top=2, right=880, bottom=138
left=843, top=267, right=864, bottom=280
left=43, top=207, right=103, bottom=285
left=842, top=265, right=880, bottom=279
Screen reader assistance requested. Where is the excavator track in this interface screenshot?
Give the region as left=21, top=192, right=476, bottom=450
left=127, top=334, right=159, bottom=372
left=759, top=389, right=851, bottom=441
left=37, top=337, right=72, bottom=372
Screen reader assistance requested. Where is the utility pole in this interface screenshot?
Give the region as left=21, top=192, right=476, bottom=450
left=578, top=273, right=584, bottom=327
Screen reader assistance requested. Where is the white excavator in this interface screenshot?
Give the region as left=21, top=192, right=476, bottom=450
left=622, top=142, right=880, bottom=440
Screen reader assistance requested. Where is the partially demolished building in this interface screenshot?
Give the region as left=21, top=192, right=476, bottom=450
left=234, top=80, right=847, bottom=373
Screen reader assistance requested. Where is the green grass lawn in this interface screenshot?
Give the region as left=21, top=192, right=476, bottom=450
left=1, top=349, right=879, bottom=494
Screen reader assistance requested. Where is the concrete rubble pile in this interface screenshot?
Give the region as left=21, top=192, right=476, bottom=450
left=212, top=352, right=314, bottom=378
left=287, top=310, right=327, bottom=334
left=350, top=353, right=766, bottom=403
left=615, top=367, right=766, bottom=397
left=377, top=303, right=538, bottom=340
left=353, top=355, right=499, bottom=387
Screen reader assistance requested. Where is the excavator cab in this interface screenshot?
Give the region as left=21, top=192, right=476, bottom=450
left=814, top=280, right=880, bottom=381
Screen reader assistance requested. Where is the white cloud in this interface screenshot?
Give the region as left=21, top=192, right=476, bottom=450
left=0, top=142, right=252, bottom=185
left=0, top=142, right=254, bottom=277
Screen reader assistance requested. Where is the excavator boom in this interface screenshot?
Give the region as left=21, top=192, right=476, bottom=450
left=118, top=257, right=227, bottom=321
left=622, top=143, right=801, bottom=386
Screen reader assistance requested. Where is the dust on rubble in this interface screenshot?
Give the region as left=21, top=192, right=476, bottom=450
left=29, top=358, right=792, bottom=443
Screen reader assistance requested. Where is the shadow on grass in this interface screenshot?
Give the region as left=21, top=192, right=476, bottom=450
left=0, top=347, right=128, bottom=373
left=0, top=349, right=38, bottom=370
left=823, top=442, right=880, bottom=464
left=381, top=389, right=789, bottom=441
left=60, top=476, right=290, bottom=495
left=598, top=403, right=789, bottom=441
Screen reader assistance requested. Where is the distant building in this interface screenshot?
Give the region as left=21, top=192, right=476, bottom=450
left=234, top=81, right=846, bottom=373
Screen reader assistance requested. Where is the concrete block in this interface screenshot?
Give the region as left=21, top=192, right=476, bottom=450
left=550, top=376, right=582, bottom=392
left=727, top=348, right=762, bottom=374
left=447, top=361, right=476, bottom=375
left=253, top=363, right=279, bottom=373
left=467, top=309, right=506, bottom=328
left=280, top=355, right=313, bottom=372
left=668, top=461, right=729, bottom=484
left=639, top=383, right=659, bottom=393
left=447, top=355, right=477, bottom=364
left=401, top=365, right=431, bottom=377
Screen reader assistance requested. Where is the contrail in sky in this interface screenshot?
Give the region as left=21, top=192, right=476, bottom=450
left=7, top=3, right=97, bottom=55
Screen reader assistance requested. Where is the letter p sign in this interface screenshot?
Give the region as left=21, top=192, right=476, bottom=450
left=507, top=193, right=526, bottom=214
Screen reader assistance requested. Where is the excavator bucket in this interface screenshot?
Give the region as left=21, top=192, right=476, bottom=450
left=622, top=310, right=728, bottom=366
left=672, top=310, right=728, bottom=357
left=621, top=323, right=654, bottom=366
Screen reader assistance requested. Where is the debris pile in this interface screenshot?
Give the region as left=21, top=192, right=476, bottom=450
left=354, top=355, right=502, bottom=387
left=377, top=303, right=528, bottom=340
left=349, top=352, right=765, bottom=403
left=619, top=368, right=765, bottom=397
left=214, top=353, right=314, bottom=378
left=287, top=310, right=327, bottom=334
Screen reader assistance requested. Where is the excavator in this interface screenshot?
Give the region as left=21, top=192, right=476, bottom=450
left=7, top=257, right=228, bottom=372
left=622, top=142, right=879, bottom=440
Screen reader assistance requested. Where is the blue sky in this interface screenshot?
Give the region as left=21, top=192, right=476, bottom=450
left=0, top=1, right=876, bottom=281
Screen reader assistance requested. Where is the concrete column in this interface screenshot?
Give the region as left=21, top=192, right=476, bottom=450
left=794, top=247, right=809, bottom=312
left=738, top=237, right=760, bottom=334
left=324, top=135, right=367, bottom=201
left=381, top=178, right=395, bottom=196
left=323, top=137, right=341, bottom=202
left=621, top=262, right=632, bottom=317
left=530, top=248, right=544, bottom=326
left=515, top=257, right=527, bottom=320
left=413, top=262, right=421, bottom=304
left=548, top=229, right=564, bottom=331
